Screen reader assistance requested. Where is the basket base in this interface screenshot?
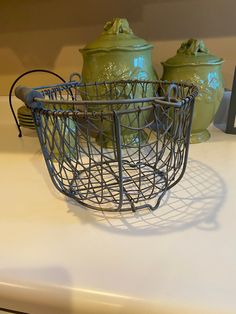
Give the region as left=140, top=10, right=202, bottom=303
left=67, top=159, right=167, bottom=212
left=190, top=129, right=210, bottom=144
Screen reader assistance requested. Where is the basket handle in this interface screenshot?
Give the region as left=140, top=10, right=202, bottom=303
left=15, top=86, right=44, bottom=107
left=166, top=83, right=178, bottom=102
left=69, top=72, right=82, bottom=82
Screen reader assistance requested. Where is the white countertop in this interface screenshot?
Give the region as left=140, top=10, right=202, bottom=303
left=0, top=96, right=236, bottom=314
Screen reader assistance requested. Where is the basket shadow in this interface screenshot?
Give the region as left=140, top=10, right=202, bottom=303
left=67, top=159, right=226, bottom=236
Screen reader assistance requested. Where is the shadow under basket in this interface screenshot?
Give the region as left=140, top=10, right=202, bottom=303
left=15, top=80, right=198, bottom=212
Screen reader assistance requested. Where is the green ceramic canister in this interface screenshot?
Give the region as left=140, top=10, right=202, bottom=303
left=162, top=39, right=224, bottom=143
left=79, top=18, right=158, bottom=147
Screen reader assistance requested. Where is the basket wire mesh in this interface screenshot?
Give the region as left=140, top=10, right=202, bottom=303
left=16, top=80, right=198, bottom=212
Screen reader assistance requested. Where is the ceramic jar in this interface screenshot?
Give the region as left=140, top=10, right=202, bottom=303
left=162, top=39, right=224, bottom=143
left=79, top=18, right=157, bottom=147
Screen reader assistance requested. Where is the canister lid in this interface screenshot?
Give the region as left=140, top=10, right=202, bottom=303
left=162, top=39, right=223, bottom=66
left=80, top=18, right=153, bottom=53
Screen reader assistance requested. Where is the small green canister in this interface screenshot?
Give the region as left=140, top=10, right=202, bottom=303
left=162, top=39, right=224, bottom=143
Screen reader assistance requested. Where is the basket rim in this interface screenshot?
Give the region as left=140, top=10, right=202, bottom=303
left=16, top=79, right=198, bottom=115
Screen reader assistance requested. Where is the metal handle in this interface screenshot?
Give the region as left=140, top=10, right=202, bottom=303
left=166, top=83, right=179, bottom=102
left=69, top=72, right=82, bottom=82
left=15, top=85, right=44, bottom=107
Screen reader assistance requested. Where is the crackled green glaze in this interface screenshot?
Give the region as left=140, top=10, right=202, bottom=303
left=162, top=39, right=224, bottom=143
left=79, top=18, right=157, bottom=147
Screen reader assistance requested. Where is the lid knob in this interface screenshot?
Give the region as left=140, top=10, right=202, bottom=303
left=103, top=18, right=133, bottom=35
left=177, top=38, right=209, bottom=56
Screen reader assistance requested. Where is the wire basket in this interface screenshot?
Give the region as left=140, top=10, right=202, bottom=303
left=15, top=80, right=198, bottom=212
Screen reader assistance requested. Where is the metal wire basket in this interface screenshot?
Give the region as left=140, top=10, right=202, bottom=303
left=15, top=80, right=198, bottom=212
